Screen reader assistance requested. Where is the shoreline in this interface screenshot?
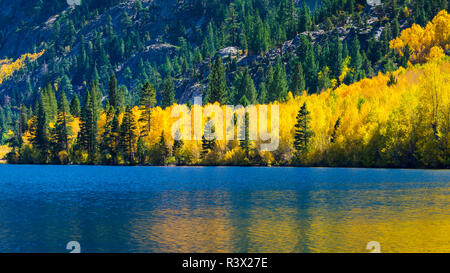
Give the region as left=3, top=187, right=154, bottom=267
left=0, top=162, right=448, bottom=171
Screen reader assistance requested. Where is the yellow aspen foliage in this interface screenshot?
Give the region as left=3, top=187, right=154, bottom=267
left=18, top=57, right=450, bottom=167
left=77, top=57, right=447, bottom=167
left=0, top=50, right=45, bottom=85
left=0, top=145, right=11, bottom=160
left=390, top=10, right=450, bottom=64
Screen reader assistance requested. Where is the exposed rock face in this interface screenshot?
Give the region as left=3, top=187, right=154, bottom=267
left=117, top=43, right=177, bottom=72
left=217, top=47, right=240, bottom=59
left=179, top=82, right=206, bottom=103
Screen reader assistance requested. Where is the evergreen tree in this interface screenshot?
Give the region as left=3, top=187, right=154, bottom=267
left=43, top=83, right=58, bottom=120
left=391, top=17, right=400, bottom=38
left=18, top=105, right=28, bottom=141
left=226, top=2, right=240, bottom=46
left=258, top=82, right=268, bottom=104
left=318, top=66, right=332, bottom=92
left=291, top=61, right=306, bottom=96
left=329, top=36, right=343, bottom=79
left=60, top=74, right=73, bottom=97
left=350, top=35, right=363, bottom=80
left=304, top=50, right=318, bottom=93
left=251, top=14, right=270, bottom=55
left=77, top=83, right=99, bottom=163
left=161, top=76, right=175, bottom=109
left=52, top=90, right=73, bottom=158
left=269, top=58, right=289, bottom=102
left=109, top=73, right=118, bottom=109
left=201, top=119, right=217, bottom=158
left=279, top=0, right=298, bottom=39
left=118, top=85, right=127, bottom=112
left=99, top=108, right=116, bottom=164
left=156, top=131, right=170, bottom=165
left=205, top=56, right=227, bottom=104
left=240, top=112, right=251, bottom=158
left=294, top=103, right=314, bottom=160
left=298, top=1, right=312, bottom=32
left=119, top=106, right=137, bottom=164
left=173, top=129, right=184, bottom=163
left=238, top=68, right=257, bottom=104
left=139, top=81, right=157, bottom=137
left=31, top=95, right=49, bottom=163
left=70, top=94, right=81, bottom=117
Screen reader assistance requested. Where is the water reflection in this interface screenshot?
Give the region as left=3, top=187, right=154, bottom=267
left=0, top=166, right=448, bottom=253
left=124, top=187, right=450, bottom=253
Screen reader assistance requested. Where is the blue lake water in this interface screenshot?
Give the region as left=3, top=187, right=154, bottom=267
left=0, top=165, right=449, bottom=253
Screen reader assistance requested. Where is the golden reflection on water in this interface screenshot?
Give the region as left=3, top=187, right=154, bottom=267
left=127, top=186, right=450, bottom=253
left=128, top=191, right=235, bottom=253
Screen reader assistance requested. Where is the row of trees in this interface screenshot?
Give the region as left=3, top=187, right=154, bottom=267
left=6, top=53, right=449, bottom=168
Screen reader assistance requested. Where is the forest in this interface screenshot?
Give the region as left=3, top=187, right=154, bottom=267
left=0, top=0, right=449, bottom=168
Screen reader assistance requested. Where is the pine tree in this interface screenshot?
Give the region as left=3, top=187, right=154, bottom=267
left=318, top=67, right=332, bottom=92
left=157, top=131, right=170, bottom=165
left=43, top=83, right=58, bottom=120
left=391, top=17, right=400, bottom=38
left=18, top=105, right=28, bottom=141
left=99, top=108, right=116, bottom=164
left=173, top=129, right=184, bottom=162
left=119, top=106, right=137, bottom=164
left=201, top=119, right=217, bottom=158
left=251, top=14, right=269, bottom=55
left=304, top=47, right=318, bottom=93
left=31, top=95, right=49, bottom=163
left=298, top=1, right=312, bottom=32
left=294, top=103, right=313, bottom=160
left=7, top=105, right=27, bottom=161
left=60, top=74, right=73, bottom=97
left=70, top=95, right=81, bottom=117
left=161, top=76, right=175, bottom=109
left=240, top=112, right=251, bottom=158
left=226, top=2, right=240, bottom=45
left=279, top=0, right=298, bottom=39
left=109, top=73, right=118, bottom=109
left=139, top=81, right=157, bottom=137
left=52, top=91, right=73, bottom=158
left=350, top=35, right=363, bottom=80
left=270, top=58, right=289, bottom=102
left=238, top=68, right=257, bottom=104
left=206, top=56, right=227, bottom=104
left=258, top=82, right=268, bottom=104
left=329, top=36, right=343, bottom=79
left=77, top=83, right=99, bottom=163
left=110, top=111, right=120, bottom=164
left=118, top=85, right=127, bottom=112
left=291, top=61, right=306, bottom=96
left=136, top=137, right=147, bottom=164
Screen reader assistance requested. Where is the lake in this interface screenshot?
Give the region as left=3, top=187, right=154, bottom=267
left=0, top=165, right=449, bottom=253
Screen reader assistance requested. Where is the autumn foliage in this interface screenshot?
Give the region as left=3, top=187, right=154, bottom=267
left=0, top=51, right=45, bottom=85
left=8, top=12, right=450, bottom=168
left=390, top=10, right=450, bottom=64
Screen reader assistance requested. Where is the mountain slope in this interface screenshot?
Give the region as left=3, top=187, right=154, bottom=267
left=0, top=0, right=448, bottom=142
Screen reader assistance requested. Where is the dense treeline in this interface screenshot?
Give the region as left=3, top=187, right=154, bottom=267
left=4, top=10, right=450, bottom=168
left=0, top=0, right=448, bottom=144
